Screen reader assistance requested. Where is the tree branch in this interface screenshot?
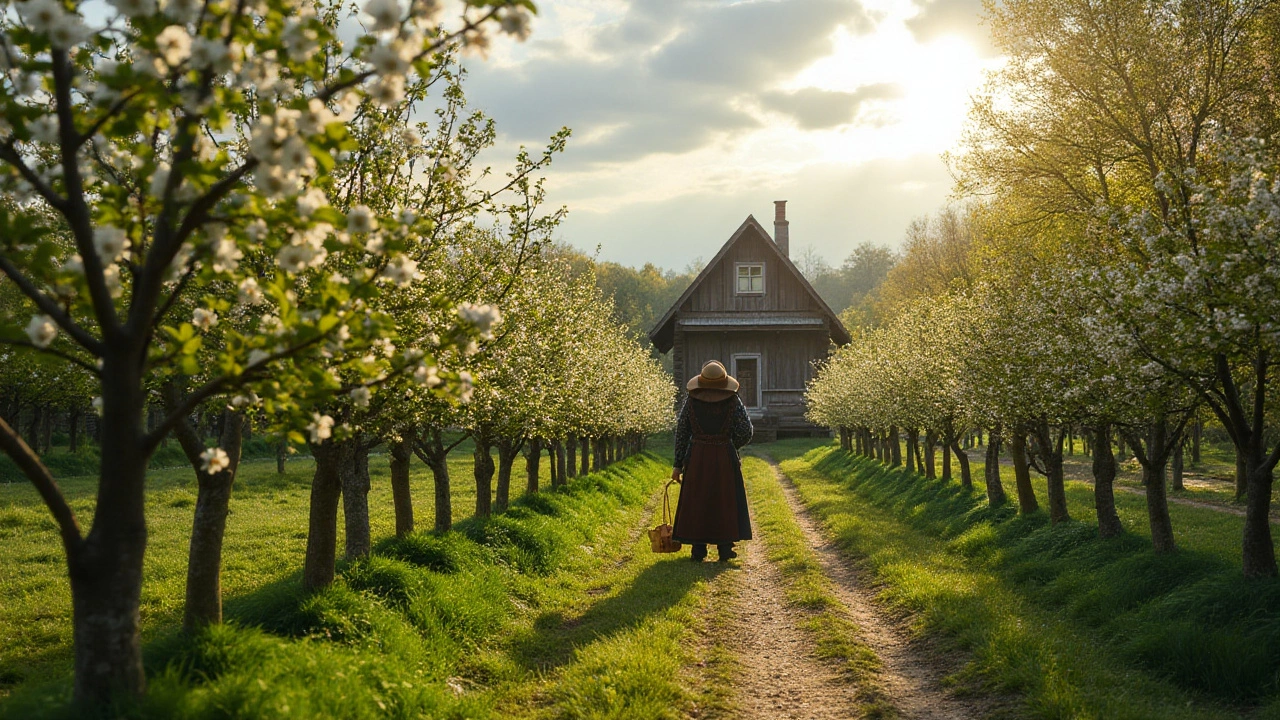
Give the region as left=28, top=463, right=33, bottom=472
left=0, top=415, right=82, bottom=552
left=0, top=338, right=100, bottom=374
left=0, top=253, right=104, bottom=354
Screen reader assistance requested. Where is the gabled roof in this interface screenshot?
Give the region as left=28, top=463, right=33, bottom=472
left=648, top=214, right=851, bottom=352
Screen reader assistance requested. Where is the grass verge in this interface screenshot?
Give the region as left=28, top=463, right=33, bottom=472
left=0, top=451, right=726, bottom=719
left=770, top=440, right=1280, bottom=720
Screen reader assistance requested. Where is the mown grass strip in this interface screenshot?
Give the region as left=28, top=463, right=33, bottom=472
left=495, top=475, right=734, bottom=720
left=739, top=455, right=893, bottom=717
left=772, top=441, right=1279, bottom=720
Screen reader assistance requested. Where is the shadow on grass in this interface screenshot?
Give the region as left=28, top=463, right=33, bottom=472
left=508, top=556, right=725, bottom=672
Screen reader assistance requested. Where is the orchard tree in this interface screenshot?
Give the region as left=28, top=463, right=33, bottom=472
left=1088, top=142, right=1280, bottom=575
left=0, top=0, right=536, bottom=704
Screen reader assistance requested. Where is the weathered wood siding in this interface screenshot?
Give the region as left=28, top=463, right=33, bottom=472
left=675, top=329, right=830, bottom=415
left=682, top=228, right=817, bottom=314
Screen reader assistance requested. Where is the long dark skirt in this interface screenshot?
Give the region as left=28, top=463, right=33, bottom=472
left=672, top=440, right=752, bottom=544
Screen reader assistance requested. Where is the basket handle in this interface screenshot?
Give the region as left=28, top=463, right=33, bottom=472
left=663, top=480, right=676, bottom=526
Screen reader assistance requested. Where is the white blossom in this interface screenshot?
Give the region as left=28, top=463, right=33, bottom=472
left=296, top=187, right=328, bottom=217
left=307, top=413, right=335, bottom=443
left=499, top=7, right=532, bottom=41
left=347, top=205, right=377, bottom=234
left=456, top=302, right=502, bottom=339
left=211, top=239, right=243, bottom=274
left=155, top=26, right=193, bottom=67
left=350, top=386, right=372, bottom=407
left=102, top=264, right=124, bottom=298
left=238, top=277, right=265, bottom=305
left=363, top=0, right=401, bottom=32
left=19, top=0, right=66, bottom=34
left=92, top=226, right=130, bottom=263
left=192, top=308, right=218, bottom=331
left=370, top=75, right=405, bottom=107
left=29, top=117, right=59, bottom=144
left=245, top=218, right=269, bottom=241
left=25, top=315, right=57, bottom=348
left=381, top=254, right=421, bottom=286
left=414, top=364, right=440, bottom=387
left=199, top=447, right=231, bottom=474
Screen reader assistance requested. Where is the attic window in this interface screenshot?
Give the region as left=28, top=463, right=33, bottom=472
left=736, top=263, right=764, bottom=294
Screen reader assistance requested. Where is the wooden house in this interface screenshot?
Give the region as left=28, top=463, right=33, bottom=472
left=649, top=202, right=851, bottom=440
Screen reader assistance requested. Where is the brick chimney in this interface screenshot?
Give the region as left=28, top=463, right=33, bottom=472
left=773, top=200, right=789, bottom=257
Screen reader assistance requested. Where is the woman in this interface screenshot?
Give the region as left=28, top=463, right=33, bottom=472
left=671, top=360, right=754, bottom=562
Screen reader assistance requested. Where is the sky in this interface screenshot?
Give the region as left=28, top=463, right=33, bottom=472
left=461, top=0, right=999, bottom=270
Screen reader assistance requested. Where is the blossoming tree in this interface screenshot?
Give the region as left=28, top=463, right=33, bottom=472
left=0, top=0, right=536, bottom=703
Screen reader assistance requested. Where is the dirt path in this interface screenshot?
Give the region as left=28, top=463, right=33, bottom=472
left=755, top=456, right=988, bottom=720
left=719, top=516, right=866, bottom=720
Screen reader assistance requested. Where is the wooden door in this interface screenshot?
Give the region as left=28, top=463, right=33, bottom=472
left=735, top=357, right=759, bottom=408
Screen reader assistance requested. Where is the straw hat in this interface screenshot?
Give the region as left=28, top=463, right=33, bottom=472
left=687, top=360, right=739, bottom=393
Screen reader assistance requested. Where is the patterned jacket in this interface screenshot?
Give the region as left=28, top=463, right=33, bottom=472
left=673, top=395, right=753, bottom=471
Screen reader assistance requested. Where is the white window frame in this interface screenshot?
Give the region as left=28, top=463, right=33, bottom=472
left=732, top=353, right=763, bottom=410
left=734, top=262, right=765, bottom=295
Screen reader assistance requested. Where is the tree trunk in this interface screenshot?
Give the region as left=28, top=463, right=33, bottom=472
left=304, top=437, right=349, bottom=591
left=889, top=426, right=901, bottom=467
left=276, top=438, right=287, bottom=475
left=342, top=439, right=372, bottom=561
left=1116, top=434, right=1127, bottom=462
left=1171, top=437, right=1185, bottom=491
left=592, top=438, right=602, bottom=472
left=1236, top=449, right=1248, bottom=500
left=425, top=431, right=453, bottom=532
left=552, top=439, right=567, bottom=487
left=566, top=434, right=578, bottom=478
left=180, top=412, right=243, bottom=629
left=1009, top=430, right=1039, bottom=514
left=68, top=406, right=81, bottom=453
left=1242, top=459, right=1277, bottom=577
left=390, top=437, right=414, bottom=537
left=26, top=405, right=40, bottom=449
left=983, top=423, right=1007, bottom=507
left=1191, top=418, right=1201, bottom=464
left=941, top=431, right=952, bottom=482
left=904, top=429, right=917, bottom=473
left=524, top=438, right=542, bottom=494
left=1033, top=420, right=1069, bottom=524
left=495, top=437, right=522, bottom=511
left=924, top=430, right=937, bottom=479
left=1124, top=421, right=1177, bottom=554
left=1092, top=424, right=1123, bottom=539
left=473, top=431, right=494, bottom=519
left=948, top=422, right=972, bottom=490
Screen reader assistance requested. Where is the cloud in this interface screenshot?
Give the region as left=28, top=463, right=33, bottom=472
left=464, top=0, right=872, bottom=167
left=758, top=83, right=903, bottom=130
left=557, top=152, right=955, bottom=268
left=905, top=0, right=997, bottom=56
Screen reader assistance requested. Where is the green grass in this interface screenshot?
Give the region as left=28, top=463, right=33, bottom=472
left=0, top=437, right=739, bottom=718
left=739, top=454, right=892, bottom=716
left=768, top=439, right=1280, bottom=719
